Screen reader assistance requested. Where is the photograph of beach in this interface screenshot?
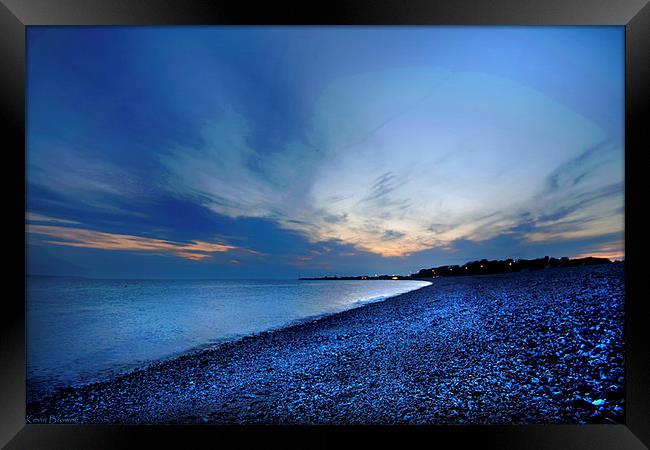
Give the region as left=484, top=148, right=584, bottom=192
left=25, top=26, right=624, bottom=424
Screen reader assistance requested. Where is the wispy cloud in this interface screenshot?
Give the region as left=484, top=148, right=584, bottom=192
left=159, top=69, right=621, bottom=258
left=25, top=212, right=80, bottom=225
left=27, top=145, right=152, bottom=218
left=27, top=224, right=241, bottom=261
left=521, top=141, right=623, bottom=243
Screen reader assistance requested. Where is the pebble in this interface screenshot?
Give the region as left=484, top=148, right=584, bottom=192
left=27, top=265, right=624, bottom=425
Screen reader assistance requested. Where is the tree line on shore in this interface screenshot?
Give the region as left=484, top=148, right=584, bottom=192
left=410, top=256, right=615, bottom=278
left=300, top=256, right=618, bottom=280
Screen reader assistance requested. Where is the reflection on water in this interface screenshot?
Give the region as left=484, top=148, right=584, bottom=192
left=27, top=277, right=430, bottom=399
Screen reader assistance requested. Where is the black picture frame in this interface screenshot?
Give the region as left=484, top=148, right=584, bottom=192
left=2, top=0, right=649, bottom=448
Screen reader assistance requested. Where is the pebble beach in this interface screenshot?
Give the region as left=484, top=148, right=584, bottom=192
left=27, top=264, right=625, bottom=425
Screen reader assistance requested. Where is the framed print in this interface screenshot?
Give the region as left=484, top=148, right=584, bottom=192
left=2, top=0, right=649, bottom=448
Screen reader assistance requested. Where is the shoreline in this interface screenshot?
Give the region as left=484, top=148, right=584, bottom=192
left=27, top=265, right=624, bottom=424
left=27, top=280, right=432, bottom=403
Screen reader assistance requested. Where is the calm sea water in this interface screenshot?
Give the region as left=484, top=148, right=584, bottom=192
left=27, top=277, right=430, bottom=400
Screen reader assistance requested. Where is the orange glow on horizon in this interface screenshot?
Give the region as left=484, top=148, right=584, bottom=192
left=573, top=241, right=624, bottom=261
left=573, top=251, right=625, bottom=261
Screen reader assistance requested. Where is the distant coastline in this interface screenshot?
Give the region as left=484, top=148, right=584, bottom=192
left=300, top=255, right=620, bottom=280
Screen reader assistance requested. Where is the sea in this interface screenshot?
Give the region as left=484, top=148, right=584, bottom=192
left=26, top=277, right=430, bottom=400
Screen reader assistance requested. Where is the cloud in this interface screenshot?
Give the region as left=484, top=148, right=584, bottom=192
left=521, top=141, right=624, bottom=243
left=27, top=224, right=241, bottom=261
left=25, top=212, right=80, bottom=225
left=27, top=143, right=152, bottom=217
left=173, top=251, right=213, bottom=261
left=160, top=69, right=622, bottom=258
left=359, top=172, right=411, bottom=210
left=382, top=230, right=406, bottom=240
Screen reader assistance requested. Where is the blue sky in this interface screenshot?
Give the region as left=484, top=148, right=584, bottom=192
left=26, top=26, right=624, bottom=278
